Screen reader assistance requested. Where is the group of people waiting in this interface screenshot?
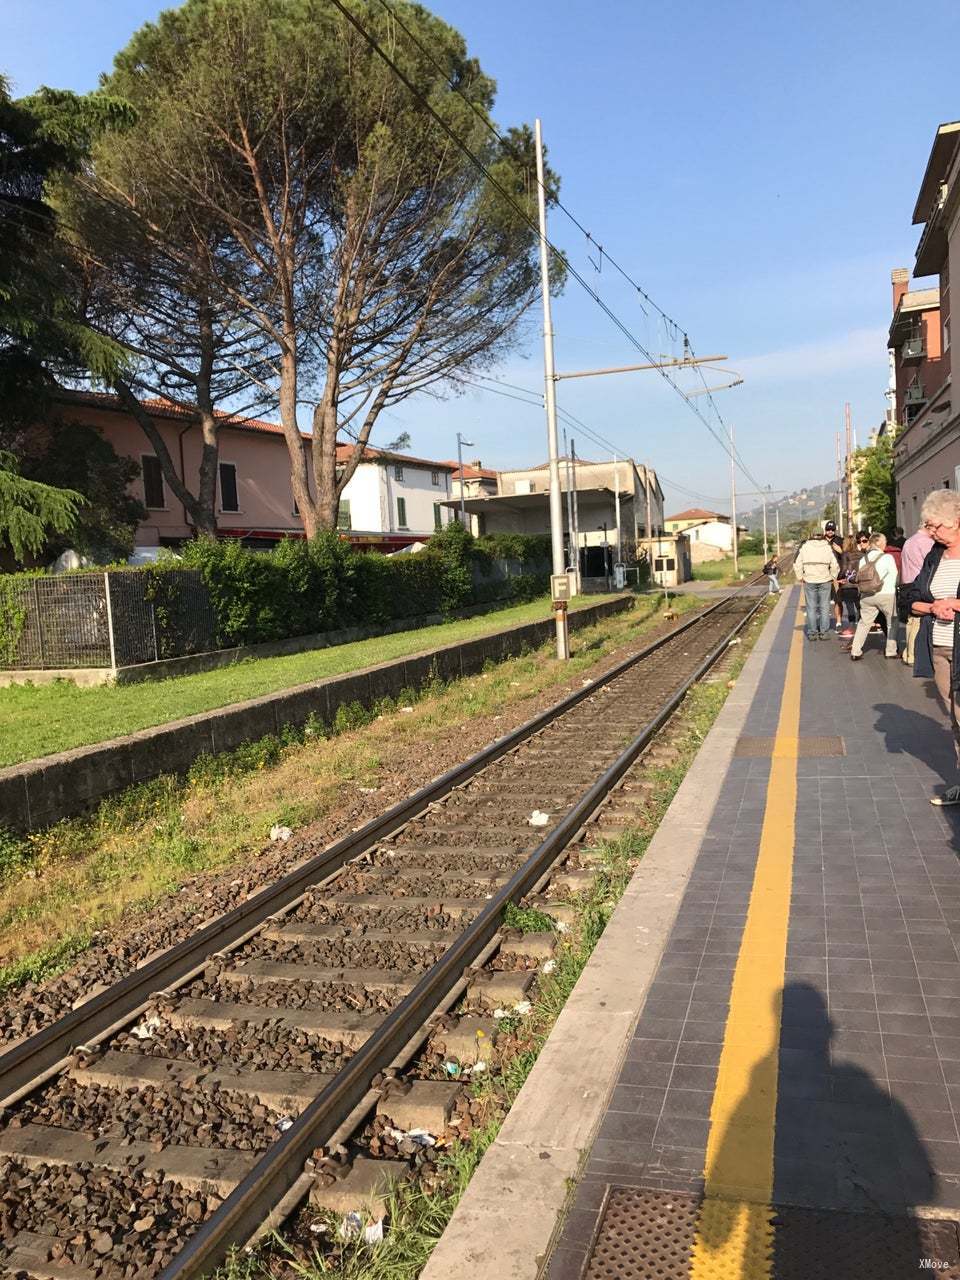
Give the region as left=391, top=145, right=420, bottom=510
left=786, top=488, right=960, bottom=805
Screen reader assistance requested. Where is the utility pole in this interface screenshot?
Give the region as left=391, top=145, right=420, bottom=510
left=844, top=402, right=853, bottom=534
left=730, top=421, right=739, bottom=578
left=562, top=427, right=575, bottom=571
left=534, top=118, right=569, bottom=659
left=456, top=431, right=473, bottom=528
left=613, top=454, right=622, bottom=565
left=835, top=431, right=844, bottom=538
left=762, top=486, right=769, bottom=560
left=776, top=506, right=781, bottom=558
left=570, top=438, right=582, bottom=592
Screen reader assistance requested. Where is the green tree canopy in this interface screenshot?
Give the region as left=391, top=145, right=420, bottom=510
left=0, top=450, right=82, bottom=563
left=854, top=434, right=895, bottom=534
left=0, top=75, right=131, bottom=425
left=96, top=0, right=558, bottom=533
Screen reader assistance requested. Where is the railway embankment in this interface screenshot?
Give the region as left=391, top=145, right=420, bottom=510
left=1, top=596, right=631, bottom=834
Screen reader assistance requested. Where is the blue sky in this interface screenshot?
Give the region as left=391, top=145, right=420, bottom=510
left=4, top=0, right=959, bottom=516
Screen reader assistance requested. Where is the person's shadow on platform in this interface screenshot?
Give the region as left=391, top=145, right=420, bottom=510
left=695, top=983, right=935, bottom=1278
left=873, top=700, right=958, bottom=787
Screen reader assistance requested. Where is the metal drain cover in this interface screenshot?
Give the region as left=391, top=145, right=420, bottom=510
left=582, top=1187, right=960, bottom=1279
left=733, top=735, right=845, bottom=758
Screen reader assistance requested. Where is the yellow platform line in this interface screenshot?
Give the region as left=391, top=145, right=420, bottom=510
left=689, top=604, right=805, bottom=1280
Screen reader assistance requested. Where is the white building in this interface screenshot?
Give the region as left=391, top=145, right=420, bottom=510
left=447, top=456, right=664, bottom=578
left=664, top=508, right=736, bottom=563
left=336, top=445, right=457, bottom=550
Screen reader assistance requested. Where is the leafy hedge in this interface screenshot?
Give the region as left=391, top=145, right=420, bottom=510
left=0, top=525, right=553, bottom=661
left=179, top=523, right=532, bottom=648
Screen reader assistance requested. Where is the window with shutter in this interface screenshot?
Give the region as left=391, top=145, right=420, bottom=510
left=142, top=455, right=165, bottom=509
left=397, top=496, right=408, bottom=528
left=337, top=500, right=352, bottom=530
left=219, top=462, right=239, bottom=512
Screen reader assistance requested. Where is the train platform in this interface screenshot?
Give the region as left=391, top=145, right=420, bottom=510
left=422, top=585, right=960, bottom=1280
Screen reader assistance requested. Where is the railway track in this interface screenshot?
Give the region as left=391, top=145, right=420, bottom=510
left=0, top=588, right=767, bottom=1280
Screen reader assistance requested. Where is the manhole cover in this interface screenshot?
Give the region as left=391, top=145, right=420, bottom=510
left=583, top=1187, right=960, bottom=1279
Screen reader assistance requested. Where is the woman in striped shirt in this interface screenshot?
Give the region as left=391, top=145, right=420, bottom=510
left=902, top=490, right=960, bottom=804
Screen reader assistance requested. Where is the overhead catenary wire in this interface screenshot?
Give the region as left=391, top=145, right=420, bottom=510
left=327, top=0, right=764, bottom=492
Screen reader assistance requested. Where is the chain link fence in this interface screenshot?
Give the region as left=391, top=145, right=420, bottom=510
left=0, top=570, right=216, bottom=670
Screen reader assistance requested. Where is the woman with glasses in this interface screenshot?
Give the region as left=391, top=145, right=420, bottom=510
left=902, top=490, right=960, bottom=804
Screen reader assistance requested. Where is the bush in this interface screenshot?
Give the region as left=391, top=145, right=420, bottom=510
left=473, top=532, right=551, bottom=565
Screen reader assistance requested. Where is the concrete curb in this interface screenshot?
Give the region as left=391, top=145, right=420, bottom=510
left=0, top=597, right=631, bottom=834
left=419, top=591, right=788, bottom=1280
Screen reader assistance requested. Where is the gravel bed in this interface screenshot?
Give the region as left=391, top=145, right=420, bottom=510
left=13, top=1075, right=285, bottom=1153
left=332, top=869, right=503, bottom=899
left=0, top=1156, right=218, bottom=1277
left=193, top=974, right=402, bottom=1015
left=293, top=898, right=479, bottom=931
left=370, top=847, right=519, bottom=873
left=111, top=1020, right=352, bottom=1075
left=240, top=934, right=450, bottom=971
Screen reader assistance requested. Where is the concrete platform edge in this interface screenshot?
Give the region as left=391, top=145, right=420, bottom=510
left=419, top=590, right=787, bottom=1280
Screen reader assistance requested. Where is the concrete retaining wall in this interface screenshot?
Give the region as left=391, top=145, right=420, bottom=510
left=0, top=597, right=633, bottom=834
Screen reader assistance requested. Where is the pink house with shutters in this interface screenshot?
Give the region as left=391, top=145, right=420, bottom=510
left=54, top=391, right=455, bottom=551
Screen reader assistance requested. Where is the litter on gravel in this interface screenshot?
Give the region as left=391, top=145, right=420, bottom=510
left=270, top=825, right=293, bottom=842
left=528, top=810, right=550, bottom=827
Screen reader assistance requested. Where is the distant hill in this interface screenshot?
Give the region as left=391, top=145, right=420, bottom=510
left=741, top=480, right=839, bottom=533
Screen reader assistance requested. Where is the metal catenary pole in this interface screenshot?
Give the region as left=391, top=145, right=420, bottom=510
left=762, top=486, right=769, bottom=559
left=844, top=402, right=853, bottom=533
left=562, top=427, right=575, bottom=571
left=776, top=506, right=781, bottom=558
left=456, top=432, right=467, bottom=527
left=534, top=117, right=569, bottom=659
left=613, top=454, right=622, bottom=564
left=835, top=430, right=844, bottom=538
left=729, top=422, right=739, bottom=578
left=570, top=439, right=582, bottom=592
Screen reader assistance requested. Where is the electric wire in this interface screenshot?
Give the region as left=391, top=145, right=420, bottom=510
left=371, top=0, right=760, bottom=490
left=328, top=0, right=764, bottom=491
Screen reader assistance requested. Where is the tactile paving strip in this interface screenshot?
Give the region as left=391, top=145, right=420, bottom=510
left=733, top=735, right=845, bottom=758
left=582, top=1188, right=960, bottom=1279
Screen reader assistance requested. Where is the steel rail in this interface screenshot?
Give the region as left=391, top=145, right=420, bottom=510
left=161, top=592, right=765, bottom=1279
left=0, top=592, right=747, bottom=1107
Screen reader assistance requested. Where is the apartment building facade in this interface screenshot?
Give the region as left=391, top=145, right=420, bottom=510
left=890, top=122, right=960, bottom=530
left=53, top=392, right=455, bottom=551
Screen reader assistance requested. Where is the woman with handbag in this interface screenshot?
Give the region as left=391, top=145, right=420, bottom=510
left=846, top=533, right=899, bottom=660
left=836, top=534, right=861, bottom=638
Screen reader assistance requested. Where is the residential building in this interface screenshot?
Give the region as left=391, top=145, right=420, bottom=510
left=445, top=456, right=664, bottom=579
left=890, top=121, right=960, bottom=531
left=664, top=508, right=737, bottom=563
left=448, top=460, right=499, bottom=535
left=51, top=391, right=455, bottom=551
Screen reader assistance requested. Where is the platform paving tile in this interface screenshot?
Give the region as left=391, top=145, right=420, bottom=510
left=547, top=607, right=960, bottom=1277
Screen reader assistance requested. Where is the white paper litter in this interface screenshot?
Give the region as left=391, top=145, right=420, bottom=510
left=492, top=1007, right=508, bottom=1020
left=541, top=959, right=557, bottom=974
left=276, top=1116, right=293, bottom=1132
left=270, top=825, right=292, bottom=842
left=400, top=706, right=414, bottom=714
left=131, top=1015, right=161, bottom=1041
left=341, top=1212, right=384, bottom=1243
left=528, top=810, right=550, bottom=827
left=513, top=999, right=532, bottom=1015
left=384, top=1126, right=436, bottom=1148
left=555, top=920, right=570, bottom=934
left=471, top=1059, right=487, bottom=1074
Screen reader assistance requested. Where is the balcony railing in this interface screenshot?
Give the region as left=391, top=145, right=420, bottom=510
left=905, top=383, right=926, bottom=405
left=902, top=335, right=925, bottom=360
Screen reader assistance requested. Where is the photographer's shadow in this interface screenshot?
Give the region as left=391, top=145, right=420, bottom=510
left=694, top=984, right=935, bottom=1278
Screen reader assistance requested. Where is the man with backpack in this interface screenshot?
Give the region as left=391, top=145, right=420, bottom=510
left=845, top=532, right=899, bottom=660
left=793, top=530, right=840, bottom=639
